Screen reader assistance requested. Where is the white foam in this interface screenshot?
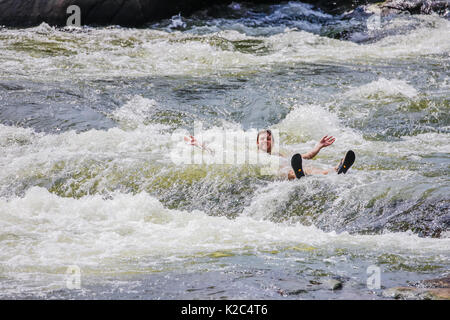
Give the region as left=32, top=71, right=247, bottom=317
left=0, top=187, right=448, bottom=271
left=0, top=124, right=40, bottom=147
left=273, top=103, right=362, bottom=154
left=345, top=78, right=419, bottom=99
left=0, top=15, right=448, bottom=80
left=110, top=95, right=158, bottom=128
left=0, top=124, right=172, bottom=198
left=275, top=103, right=343, bottom=141
left=168, top=14, right=187, bottom=30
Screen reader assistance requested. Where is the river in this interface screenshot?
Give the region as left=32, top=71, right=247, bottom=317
left=0, top=2, right=449, bottom=299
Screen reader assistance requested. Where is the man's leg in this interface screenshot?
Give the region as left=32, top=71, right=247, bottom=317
left=304, top=166, right=331, bottom=175
left=288, top=153, right=352, bottom=179
left=288, top=167, right=331, bottom=179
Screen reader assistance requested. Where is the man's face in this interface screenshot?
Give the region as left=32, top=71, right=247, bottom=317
left=258, top=132, right=272, bottom=153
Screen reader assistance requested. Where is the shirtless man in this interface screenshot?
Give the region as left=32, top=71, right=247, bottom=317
left=256, top=129, right=355, bottom=180
left=185, top=129, right=354, bottom=180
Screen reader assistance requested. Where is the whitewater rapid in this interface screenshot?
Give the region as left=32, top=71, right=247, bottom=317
left=0, top=2, right=449, bottom=299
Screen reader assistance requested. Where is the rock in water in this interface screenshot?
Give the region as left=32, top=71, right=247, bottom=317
left=4, top=0, right=446, bottom=28
left=0, top=0, right=230, bottom=27
left=326, top=279, right=343, bottom=290
left=420, top=276, right=450, bottom=288
left=382, top=287, right=450, bottom=300
left=383, top=276, right=450, bottom=300
left=379, top=0, right=449, bottom=15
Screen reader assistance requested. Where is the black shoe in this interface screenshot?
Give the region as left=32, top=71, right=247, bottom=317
left=337, top=150, right=355, bottom=174
left=291, top=153, right=305, bottom=179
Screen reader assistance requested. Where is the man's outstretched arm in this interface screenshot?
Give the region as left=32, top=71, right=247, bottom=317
left=184, top=135, right=215, bottom=154
left=301, top=135, right=335, bottom=159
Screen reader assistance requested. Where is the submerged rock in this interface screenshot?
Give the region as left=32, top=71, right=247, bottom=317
left=420, top=276, right=450, bottom=288
left=383, top=287, right=450, bottom=300
left=276, top=276, right=344, bottom=296
left=383, top=276, right=450, bottom=300
left=276, top=279, right=311, bottom=296
left=325, top=279, right=343, bottom=290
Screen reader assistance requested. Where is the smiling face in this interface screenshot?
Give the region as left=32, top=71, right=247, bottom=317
left=257, top=130, right=272, bottom=154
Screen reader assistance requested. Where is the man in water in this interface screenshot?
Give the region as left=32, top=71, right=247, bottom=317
left=185, top=129, right=354, bottom=180
left=256, top=129, right=354, bottom=180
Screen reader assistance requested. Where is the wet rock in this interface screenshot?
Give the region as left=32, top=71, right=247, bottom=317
left=383, top=286, right=450, bottom=300
left=276, top=277, right=345, bottom=295
left=419, top=276, right=450, bottom=288
left=383, top=276, right=450, bottom=300
left=0, top=1, right=401, bottom=28
left=325, top=279, right=343, bottom=290
left=301, top=0, right=381, bottom=15
left=0, top=0, right=228, bottom=27
left=0, top=1, right=446, bottom=28
left=414, top=276, right=450, bottom=299
left=276, top=279, right=312, bottom=296
left=383, top=286, right=428, bottom=299
left=366, top=0, right=450, bottom=16
left=426, top=288, right=450, bottom=300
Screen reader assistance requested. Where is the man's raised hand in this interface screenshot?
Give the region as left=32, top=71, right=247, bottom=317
left=319, top=135, right=335, bottom=148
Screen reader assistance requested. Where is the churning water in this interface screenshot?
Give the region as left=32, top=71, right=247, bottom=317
left=0, top=2, right=449, bottom=299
